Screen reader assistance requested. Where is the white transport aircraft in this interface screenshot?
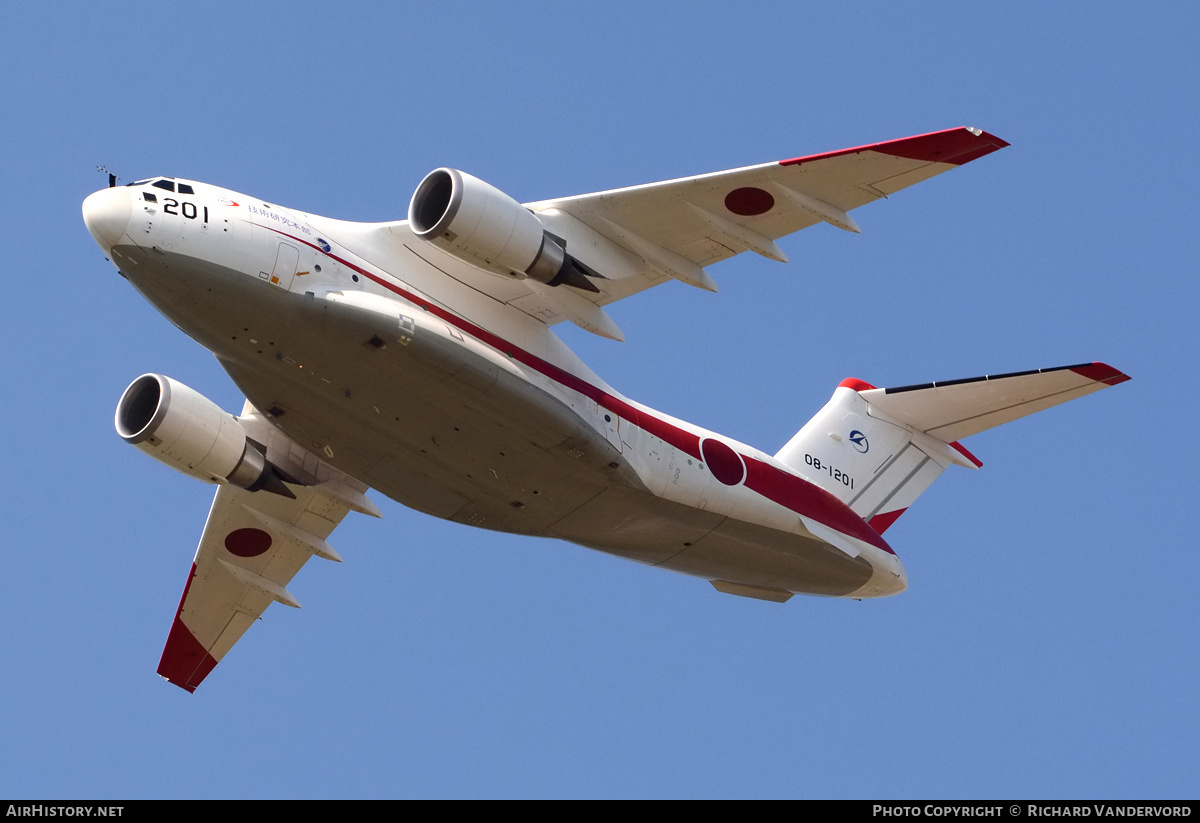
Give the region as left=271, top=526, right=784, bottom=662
left=83, top=128, right=1128, bottom=692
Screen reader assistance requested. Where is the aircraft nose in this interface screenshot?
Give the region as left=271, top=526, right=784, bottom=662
left=82, top=186, right=133, bottom=250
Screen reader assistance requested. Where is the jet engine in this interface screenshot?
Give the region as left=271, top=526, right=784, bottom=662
left=408, top=168, right=600, bottom=292
left=115, top=374, right=293, bottom=497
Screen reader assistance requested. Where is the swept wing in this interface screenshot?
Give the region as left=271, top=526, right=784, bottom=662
left=384, top=127, right=1008, bottom=337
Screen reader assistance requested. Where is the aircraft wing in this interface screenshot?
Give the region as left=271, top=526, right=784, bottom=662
left=157, top=471, right=377, bottom=692
left=526, top=126, right=1010, bottom=306
left=386, top=127, right=1008, bottom=339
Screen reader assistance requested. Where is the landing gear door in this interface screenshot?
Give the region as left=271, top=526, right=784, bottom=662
left=266, top=242, right=299, bottom=291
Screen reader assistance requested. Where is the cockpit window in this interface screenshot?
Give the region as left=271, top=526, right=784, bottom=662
left=127, top=179, right=154, bottom=187
left=142, top=192, right=158, bottom=203
left=178, top=183, right=194, bottom=195
left=153, top=180, right=176, bottom=192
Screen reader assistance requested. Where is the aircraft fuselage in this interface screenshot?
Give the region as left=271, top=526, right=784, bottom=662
left=86, top=178, right=907, bottom=600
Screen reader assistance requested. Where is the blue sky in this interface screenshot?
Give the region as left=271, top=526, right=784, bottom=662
left=2, top=1, right=1195, bottom=799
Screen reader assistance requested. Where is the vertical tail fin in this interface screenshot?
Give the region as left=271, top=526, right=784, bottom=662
left=775, top=364, right=1129, bottom=534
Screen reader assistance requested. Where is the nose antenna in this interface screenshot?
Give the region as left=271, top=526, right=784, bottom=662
left=96, top=165, right=118, bottom=188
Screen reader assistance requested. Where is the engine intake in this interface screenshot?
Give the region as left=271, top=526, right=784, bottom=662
left=116, top=374, right=293, bottom=497
left=408, top=168, right=599, bottom=292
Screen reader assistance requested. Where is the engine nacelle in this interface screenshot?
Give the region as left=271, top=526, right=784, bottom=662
left=408, top=168, right=598, bottom=292
left=115, top=374, right=283, bottom=493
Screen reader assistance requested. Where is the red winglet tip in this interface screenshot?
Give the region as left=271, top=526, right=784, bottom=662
left=838, top=377, right=877, bottom=392
left=780, top=127, right=1009, bottom=168
left=156, top=562, right=217, bottom=693
left=1070, top=362, right=1131, bottom=386
left=949, top=440, right=983, bottom=468
left=157, top=615, right=218, bottom=693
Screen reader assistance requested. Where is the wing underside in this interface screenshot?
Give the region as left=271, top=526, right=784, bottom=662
left=156, top=405, right=379, bottom=693
left=380, top=127, right=1009, bottom=337
left=531, top=126, right=1010, bottom=281
left=859, top=362, right=1132, bottom=444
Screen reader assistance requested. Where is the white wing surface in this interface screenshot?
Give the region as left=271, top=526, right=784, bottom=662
left=156, top=410, right=379, bottom=692
left=383, top=127, right=1009, bottom=336
left=857, top=362, right=1132, bottom=445
left=529, top=126, right=1009, bottom=306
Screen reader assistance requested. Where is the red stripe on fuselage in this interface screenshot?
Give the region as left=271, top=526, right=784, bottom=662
left=258, top=225, right=895, bottom=555
left=741, top=456, right=896, bottom=551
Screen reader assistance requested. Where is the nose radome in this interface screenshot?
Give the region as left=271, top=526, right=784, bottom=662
left=82, top=186, right=133, bottom=250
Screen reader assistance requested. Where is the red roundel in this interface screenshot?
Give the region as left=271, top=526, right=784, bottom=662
left=224, top=528, right=273, bottom=557
left=701, top=438, right=746, bottom=486
left=724, top=187, right=775, bottom=216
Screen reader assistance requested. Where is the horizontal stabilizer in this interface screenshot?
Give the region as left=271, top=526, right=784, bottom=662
left=775, top=362, right=1128, bottom=535
left=857, top=362, right=1130, bottom=443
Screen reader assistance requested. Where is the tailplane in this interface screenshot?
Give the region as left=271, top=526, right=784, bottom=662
left=775, top=363, right=1129, bottom=534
